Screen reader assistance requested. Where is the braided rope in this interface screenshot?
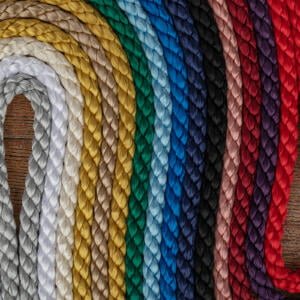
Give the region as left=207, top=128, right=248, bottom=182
left=115, top=1, right=172, bottom=299
left=28, top=1, right=136, bottom=297
left=163, top=1, right=207, bottom=300
left=0, top=36, right=84, bottom=300
left=0, top=18, right=103, bottom=299
left=137, top=1, right=189, bottom=299
left=207, top=0, right=243, bottom=299
left=0, top=2, right=119, bottom=298
left=0, top=73, right=51, bottom=300
left=264, top=0, right=299, bottom=293
left=244, top=1, right=284, bottom=299
left=187, top=1, right=227, bottom=299
left=225, top=0, right=262, bottom=298
left=87, top=2, right=155, bottom=299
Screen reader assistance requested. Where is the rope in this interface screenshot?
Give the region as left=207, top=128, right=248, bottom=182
left=137, top=1, right=189, bottom=299
left=187, top=1, right=227, bottom=299
left=0, top=36, right=84, bottom=300
left=88, top=1, right=155, bottom=299
left=0, top=73, right=51, bottom=300
left=114, top=1, right=172, bottom=299
left=244, top=0, right=284, bottom=299
left=0, top=18, right=102, bottom=299
left=225, top=0, right=262, bottom=298
left=163, top=1, right=206, bottom=300
left=264, top=0, right=299, bottom=293
left=208, top=0, right=243, bottom=299
left=27, top=1, right=136, bottom=297
left=0, top=2, right=119, bottom=298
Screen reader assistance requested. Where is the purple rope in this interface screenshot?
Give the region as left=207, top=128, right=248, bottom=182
left=245, top=0, right=284, bottom=299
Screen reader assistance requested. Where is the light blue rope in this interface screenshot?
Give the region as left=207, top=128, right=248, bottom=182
left=138, top=1, right=189, bottom=299
left=116, top=0, right=172, bottom=299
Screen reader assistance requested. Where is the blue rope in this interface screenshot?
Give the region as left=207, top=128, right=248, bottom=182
left=163, top=1, right=207, bottom=299
left=139, top=1, right=189, bottom=299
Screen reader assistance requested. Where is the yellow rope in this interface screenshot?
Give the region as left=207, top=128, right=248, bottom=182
left=0, top=17, right=102, bottom=299
left=32, top=1, right=136, bottom=298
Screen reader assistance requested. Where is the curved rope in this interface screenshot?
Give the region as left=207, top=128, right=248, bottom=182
left=225, top=0, right=262, bottom=298
left=26, top=1, right=136, bottom=297
left=163, top=1, right=207, bottom=300
left=115, top=1, right=172, bottom=299
left=0, top=18, right=102, bottom=299
left=0, top=2, right=119, bottom=298
left=264, top=0, right=299, bottom=293
left=207, top=0, right=243, bottom=299
left=0, top=71, right=52, bottom=299
left=187, top=1, right=228, bottom=299
left=137, top=1, right=189, bottom=300
left=244, top=0, right=283, bottom=299
left=0, top=36, right=84, bottom=300
left=87, top=1, right=155, bottom=299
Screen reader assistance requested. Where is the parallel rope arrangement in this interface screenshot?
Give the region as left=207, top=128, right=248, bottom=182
left=210, top=0, right=243, bottom=299
left=188, top=1, right=228, bottom=299
left=1, top=0, right=300, bottom=299
left=0, top=73, right=52, bottom=300
left=163, top=2, right=207, bottom=300
left=245, top=0, right=283, bottom=299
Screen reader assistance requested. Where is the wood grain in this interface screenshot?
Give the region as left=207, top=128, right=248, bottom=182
left=5, top=95, right=300, bottom=297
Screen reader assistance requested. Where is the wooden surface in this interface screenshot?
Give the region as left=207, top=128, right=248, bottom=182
left=5, top=95, right=300, bottom=297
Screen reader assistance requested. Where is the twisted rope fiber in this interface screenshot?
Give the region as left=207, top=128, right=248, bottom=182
left=245, top=0, right=284, bottom=299
left=187, top=1, right=228, bottom=299
left=115, top=1, right=173, bottom=299
left=0, top=56, right=68, bottom=299
left=138, top=1, right=189, bottom=299
left=264, top=0, right=299, bottom=293
left=0, top=55, right=68, bottom=300
left=0, top=73, right=51, bottom=300
left=27, top=1, right=136, bottom=297
left=208, top=0, right=243, bottom=299
left=0, top=2, right=119, bottom=298
left=0, top=36, right=84, bottom=300
left=18, top=0, right=136, bottom=297
left=162, top=1, right=207, bottom=299
left=225, top=0, right=262, bottom=298
left=87, top=1, right=155, bottom=299
left=0, top=18, right=103, bottom=299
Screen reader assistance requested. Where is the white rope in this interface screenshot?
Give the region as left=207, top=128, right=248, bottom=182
left=0, top=37, right=84, bottom=299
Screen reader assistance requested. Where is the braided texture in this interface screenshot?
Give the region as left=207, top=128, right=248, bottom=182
left=163, top=1, right=207, bottom=300
left=188, top=1, right=228, bottom=299
left=264, top=0, right=299, bottom=293
left=138, top=1, right=189, bottom=299
left=88, top=1, right=155, bottom=299
left=115, top=1, right=173, bottom=299
left=208, top=0, right=243, bottom=299
left=0, top=73, right=51, bottom=300
left=245, top=0, right=284, bottom=299
left=225, top=0, right=262, bottom=298
left=0, top=3, right=120, bottom=297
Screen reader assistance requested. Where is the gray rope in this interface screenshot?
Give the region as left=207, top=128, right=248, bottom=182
left=0, top=73, right=51, bottom=300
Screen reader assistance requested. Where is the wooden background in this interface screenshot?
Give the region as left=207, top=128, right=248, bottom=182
left=6, top=95, right=300, bottom=298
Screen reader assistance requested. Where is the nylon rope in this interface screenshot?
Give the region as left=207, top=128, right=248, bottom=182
left=115, top=1, right=173, bottom=299
left=244, top=0, right=284, bottom=299
left=0, top=72, right=51, bottom=299
left=0, top=2, right=120, bottom=298
left=187, top=1, right=228, bottom=299
left=208, top=0, right=243, bottom=299
left=27, top=1, right=136, bottom=297
left=264, top=0, right=299, bottom=293
left=225, top=0, right=262, bottom=298
left=163, top=1, right=207, bottom=300
left=137, top=1, right=189, bottom=300
left=0, top=18, right=103, bottom=300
